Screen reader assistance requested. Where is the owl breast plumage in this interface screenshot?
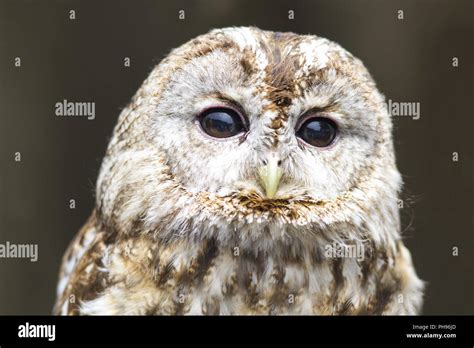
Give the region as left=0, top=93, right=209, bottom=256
left=54, top=27, right=424, bottom=315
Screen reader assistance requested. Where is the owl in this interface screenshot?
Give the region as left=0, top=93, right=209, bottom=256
left=54, top=27, right=424, bottom=315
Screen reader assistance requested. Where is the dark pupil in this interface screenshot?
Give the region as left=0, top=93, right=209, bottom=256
left=298, top=118, right=336, bottom=147
left=200, top=108, right=244, bottom=138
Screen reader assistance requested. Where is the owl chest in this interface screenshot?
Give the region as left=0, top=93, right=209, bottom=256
left=176, top=255, right=336, bottom=315
left=80, top=235, right=383, bottom=315
left=95, top=247, right=363, bottom=315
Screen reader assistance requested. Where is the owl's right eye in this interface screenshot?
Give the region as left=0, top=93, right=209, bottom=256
left=197, top=107, right=246, bottom=139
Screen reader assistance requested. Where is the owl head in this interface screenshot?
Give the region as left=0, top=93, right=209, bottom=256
left=96, top=27, right=401, bottom=250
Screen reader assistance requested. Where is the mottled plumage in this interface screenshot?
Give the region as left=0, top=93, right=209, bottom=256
left=54, top=27, right=424, bottom=315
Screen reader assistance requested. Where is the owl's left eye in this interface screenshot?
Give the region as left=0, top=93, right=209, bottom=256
left=197, top=107, right=246, bottom=139
left=296, top=117, right=338, bottom=148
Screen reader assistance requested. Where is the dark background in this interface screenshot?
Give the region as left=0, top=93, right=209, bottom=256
left=0, top=0, right=472, bottom=315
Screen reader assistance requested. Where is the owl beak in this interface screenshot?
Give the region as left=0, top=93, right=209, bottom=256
left=258, top=156, right=283, bottom=199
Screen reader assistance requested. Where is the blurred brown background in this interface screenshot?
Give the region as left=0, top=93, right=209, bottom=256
left=0, top=0, right=472, bottom=314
